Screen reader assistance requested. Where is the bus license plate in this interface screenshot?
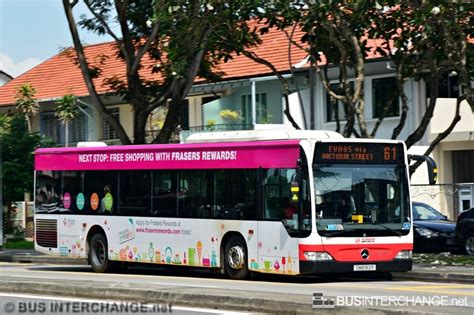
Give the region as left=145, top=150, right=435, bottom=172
left=353, top=264, right=376, bottom=271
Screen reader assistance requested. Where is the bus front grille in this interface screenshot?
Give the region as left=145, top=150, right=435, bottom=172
left=35, top=219, right=58, bottom=248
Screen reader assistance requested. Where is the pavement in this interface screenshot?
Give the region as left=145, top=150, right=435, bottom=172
left=0, top=249, right=473, bottom=314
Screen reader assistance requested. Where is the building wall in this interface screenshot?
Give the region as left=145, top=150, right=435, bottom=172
left=314, top=72, right=420, bottom=142
left=410, top=98, right=474, bottom=215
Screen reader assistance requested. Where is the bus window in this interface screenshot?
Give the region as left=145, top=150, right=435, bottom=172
left=214, top=170, right=257, bottom=220
left=118, top=171, right=150, bottom=216
left=177, top=170, right=212, bottom=218
left=263, top=169, right=295, bottom=220
left=35, top=171, right=61, bottom=213
left=62, top=171, right=83, bottom=214
left=83, top=171, right=117, bottom=215
left=152, top=171, right=177, bottom=217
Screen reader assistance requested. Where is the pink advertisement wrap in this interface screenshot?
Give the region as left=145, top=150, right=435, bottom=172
left=35, top=141, right=301, bottom=171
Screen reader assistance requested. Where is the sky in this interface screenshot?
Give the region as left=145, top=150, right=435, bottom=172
left=0, top=0, right=113, bottom=78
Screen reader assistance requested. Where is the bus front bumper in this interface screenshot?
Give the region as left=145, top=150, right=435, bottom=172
left=299, top=259, right=412, bottom=274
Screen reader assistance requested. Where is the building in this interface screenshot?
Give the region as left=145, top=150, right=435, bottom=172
left=0, top=70, right=13, bottom=86
left=0, top=29, right=471, bottom=218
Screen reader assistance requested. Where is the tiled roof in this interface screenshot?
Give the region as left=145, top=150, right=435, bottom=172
left=0, top=26, right=382, bottom=107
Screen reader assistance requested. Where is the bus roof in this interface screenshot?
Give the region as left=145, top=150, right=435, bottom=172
left=185, top=129, right=343, bottom=143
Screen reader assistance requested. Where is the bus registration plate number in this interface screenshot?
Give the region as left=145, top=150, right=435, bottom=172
left=353, top=264, right=376, bottom=271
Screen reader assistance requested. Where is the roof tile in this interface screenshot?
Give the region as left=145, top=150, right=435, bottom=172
left=0, top=26, right=382, bottom=107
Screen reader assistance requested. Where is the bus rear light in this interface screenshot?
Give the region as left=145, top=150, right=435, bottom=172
left=304, top=251, right=333, bottom=261
left=394, top=250, right=412, bottom=259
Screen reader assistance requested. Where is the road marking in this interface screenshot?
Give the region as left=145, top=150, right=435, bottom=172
left=0, top=293, right=254, bottom=314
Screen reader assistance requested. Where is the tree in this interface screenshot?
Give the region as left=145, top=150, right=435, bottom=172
left=56, top=94, right=80, bottom=147
left=372, top=2, right=474, bottom=173
left=14, top=83, right=39, bottom=133
left=265, top=1, right=473, bottom=172
left=1, top=115, right=53, bottom=234
left=62, top=0, right=266, bottom=144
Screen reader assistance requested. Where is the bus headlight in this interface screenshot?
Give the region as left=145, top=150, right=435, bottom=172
left=394, top=250, right=412, bottom=259
left=415, top=227, right=439, bottom=238
left=304, top=251, right=333, bottom=261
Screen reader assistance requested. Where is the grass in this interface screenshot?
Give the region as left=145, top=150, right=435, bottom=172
left=2, top=239, right=34, bottom=250
left=413, top=253, right=474, bottom=266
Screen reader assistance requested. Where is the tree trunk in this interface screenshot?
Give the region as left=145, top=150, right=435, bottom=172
left=153, top=101, right=182, bottom=144
left=405, top=67, right=439, bottom=148
left=133, top=109, right=151, bottom=144
left=63, top=0, right=131, bottom=145
left=65, top=122, right=69, bottom=147
left=409, top=96, right=464, bottom=175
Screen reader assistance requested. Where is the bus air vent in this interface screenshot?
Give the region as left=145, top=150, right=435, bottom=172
left=36, top=219, right=58, bottom=248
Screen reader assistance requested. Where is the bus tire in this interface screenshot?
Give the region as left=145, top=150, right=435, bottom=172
left=224, top=235, right=249, bottom=280
left=89, top=233, right=112, bottom=273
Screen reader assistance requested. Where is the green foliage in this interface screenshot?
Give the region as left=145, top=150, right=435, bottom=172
left=56, top=94, right=79, bottom=124
left=414, top=253, right=474, bottom=267
left=262, top=1, right=473, bottom=138
left=206, top=119, right=216, bottom=131
left=373, top=2, right=473, bottom=84
left=14, top=83, right=39, bottom=132
left=219, top=109, right=242, bottom=123
left=67, top=0, right=268, bottom=143
left=14, top=84, right=39, bottom=116
left=3, top=239, right=34, bottom=249
left=1, top=115, right=54, bottom=203
left=0, top=114, right=11, bottom=135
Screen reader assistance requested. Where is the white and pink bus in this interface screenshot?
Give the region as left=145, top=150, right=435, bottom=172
left=34, top=130, right=436, bottom=279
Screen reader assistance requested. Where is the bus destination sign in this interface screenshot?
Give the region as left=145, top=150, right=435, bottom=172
left=314, top=143, right=404, bottom=164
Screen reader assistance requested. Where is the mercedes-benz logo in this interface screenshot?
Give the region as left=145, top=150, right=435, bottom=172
left=361, top=249, right=370, bottom=259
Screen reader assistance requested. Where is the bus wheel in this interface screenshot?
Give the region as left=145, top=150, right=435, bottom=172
left=224, top=235, right=249, bottom=280
left=89, top=233, right=111, bottom=273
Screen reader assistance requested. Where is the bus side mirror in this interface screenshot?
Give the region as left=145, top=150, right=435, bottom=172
left=408, top=154, right=437, bottom=185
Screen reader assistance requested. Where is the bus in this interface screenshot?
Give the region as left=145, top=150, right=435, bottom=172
left=34, top=130, right=436, bottom=279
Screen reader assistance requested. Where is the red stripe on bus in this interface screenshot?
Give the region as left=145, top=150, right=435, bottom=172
left=299, top=243, right=412, bottom=262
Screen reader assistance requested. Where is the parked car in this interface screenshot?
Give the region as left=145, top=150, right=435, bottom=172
left=455, top=208, right=474, bottom=255
left=412, top=202, right=458, bottom=253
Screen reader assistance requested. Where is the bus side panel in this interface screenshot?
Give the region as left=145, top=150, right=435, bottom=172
left=257, top=221, right=300, bottom=274
left=101, top=217, right=258, bottom=269
left=57, top=215, right=85, bottom=258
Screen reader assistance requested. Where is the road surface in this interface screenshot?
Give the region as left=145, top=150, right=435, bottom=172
left=0, top=262, right=472, bottom=314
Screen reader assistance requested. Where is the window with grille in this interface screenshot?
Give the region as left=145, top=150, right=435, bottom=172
left=102, top=108, right=120, bottom=140
left=42, top=112, right=60, bottom=143
left=68, top=113, right=85, bottom=143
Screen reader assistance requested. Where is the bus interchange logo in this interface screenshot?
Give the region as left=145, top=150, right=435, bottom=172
left=312, top=293, right=335, bottom=309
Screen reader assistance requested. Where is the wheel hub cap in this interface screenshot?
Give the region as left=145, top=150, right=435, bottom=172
left=228, top=246, right=244, bottom=270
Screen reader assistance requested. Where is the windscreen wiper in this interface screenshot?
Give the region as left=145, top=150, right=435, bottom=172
left=368, top=222, right=403, bottom=236
left=322, top=229, right=357, bottom=237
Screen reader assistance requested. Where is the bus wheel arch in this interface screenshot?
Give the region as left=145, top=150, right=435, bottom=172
left=86, top=226, right=112, bottom=273
left=221, top=232, right=249, bottom=280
